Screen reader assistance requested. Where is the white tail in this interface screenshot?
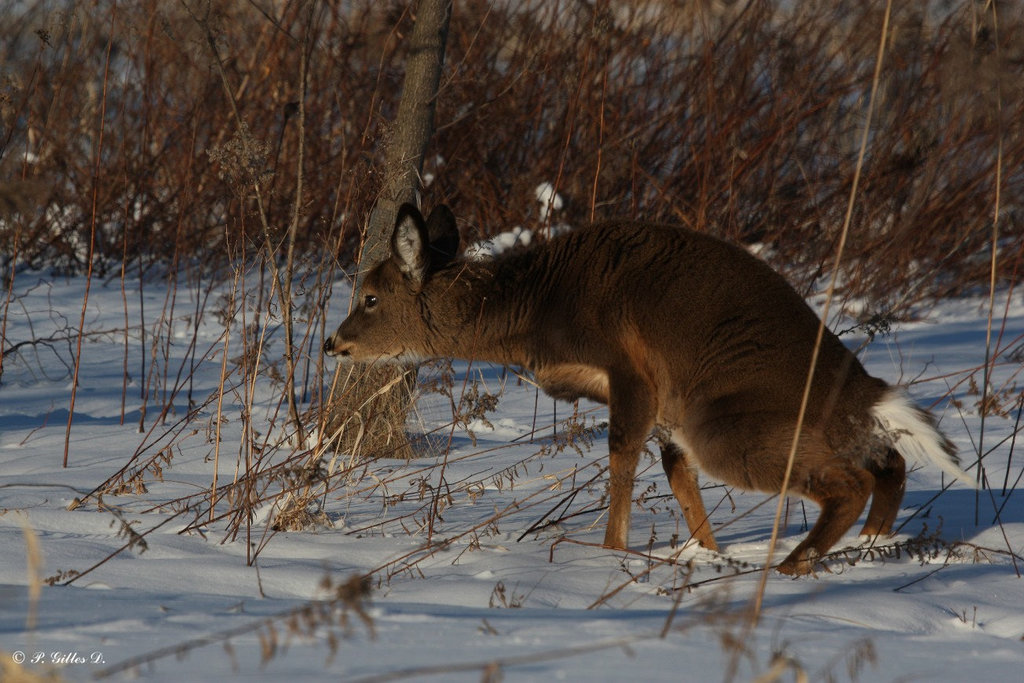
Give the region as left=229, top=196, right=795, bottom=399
left=871, top=387, right=975, bottom=488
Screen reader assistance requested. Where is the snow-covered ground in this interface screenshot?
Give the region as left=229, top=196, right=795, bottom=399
left=1, top=266, right=1022, bottom=682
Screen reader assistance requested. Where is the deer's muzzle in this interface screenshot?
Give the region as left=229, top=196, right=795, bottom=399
left=322, top=334, right=353, bottom=357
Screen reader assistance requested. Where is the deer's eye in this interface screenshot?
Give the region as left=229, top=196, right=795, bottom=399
left=364, top=294, right=379, bottom=310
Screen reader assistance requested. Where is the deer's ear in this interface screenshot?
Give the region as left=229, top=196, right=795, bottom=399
left=392, top=203, right=430, bottom=285
left=425, top=205, right=459, bottom=270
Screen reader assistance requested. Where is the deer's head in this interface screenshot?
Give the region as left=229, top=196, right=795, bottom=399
left=323, top=204, right=460, bottom=362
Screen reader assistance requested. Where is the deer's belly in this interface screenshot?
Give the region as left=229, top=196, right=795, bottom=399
left=534, top=364, right=610, bottom=404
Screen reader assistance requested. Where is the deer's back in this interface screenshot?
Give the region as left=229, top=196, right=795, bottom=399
left=495, top=220, right=886, bottom=435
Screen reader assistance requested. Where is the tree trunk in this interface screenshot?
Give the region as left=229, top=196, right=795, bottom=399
left=362, top=0, right=452, bottom=283
left=326, top=0, right=452, bottom=460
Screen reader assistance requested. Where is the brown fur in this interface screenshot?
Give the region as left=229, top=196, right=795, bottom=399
left=325, top=204, right=955, bottom=575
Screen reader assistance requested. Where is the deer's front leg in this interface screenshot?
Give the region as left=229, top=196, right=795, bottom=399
left=602, top=370, right=656, bottom=550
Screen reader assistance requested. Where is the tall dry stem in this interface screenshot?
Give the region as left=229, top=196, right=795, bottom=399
left=747, top=0, right=894, bottom=628
left=977, top=0, right=1004, bottom=501
left=63, top=5, right=116, bottom=467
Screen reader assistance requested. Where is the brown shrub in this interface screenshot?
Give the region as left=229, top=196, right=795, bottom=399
left=0, top=0, right=1020, bottom=303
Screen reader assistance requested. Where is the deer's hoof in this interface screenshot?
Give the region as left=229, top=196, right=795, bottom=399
left=777, top=548, right=822, bottom=576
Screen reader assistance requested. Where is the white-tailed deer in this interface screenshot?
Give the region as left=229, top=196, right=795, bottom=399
left=324, top=204, right=972, bottom=575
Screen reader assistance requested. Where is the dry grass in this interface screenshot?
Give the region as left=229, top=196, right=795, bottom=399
left=0, top=1, right=1019, bottom=301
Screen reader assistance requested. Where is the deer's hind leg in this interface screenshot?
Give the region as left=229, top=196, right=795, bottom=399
left=778, top=460, right=874, bottom=576
left=860, top=448, right=906, bottom=537
left=660, top=442, right=718, bottom=551
left=683, top=409, right=875, bottom=575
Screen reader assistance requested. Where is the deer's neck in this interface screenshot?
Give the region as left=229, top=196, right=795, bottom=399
left=420, top=257, right=535, bottom=366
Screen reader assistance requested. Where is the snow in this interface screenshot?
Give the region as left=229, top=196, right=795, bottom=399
left=1, top=265, right=1022, bottom=682
left=534, top=181, right=564, bottom=222
left=466, top=183, right=572, bottom=259
left=464, top=225, right=533, bottom=260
